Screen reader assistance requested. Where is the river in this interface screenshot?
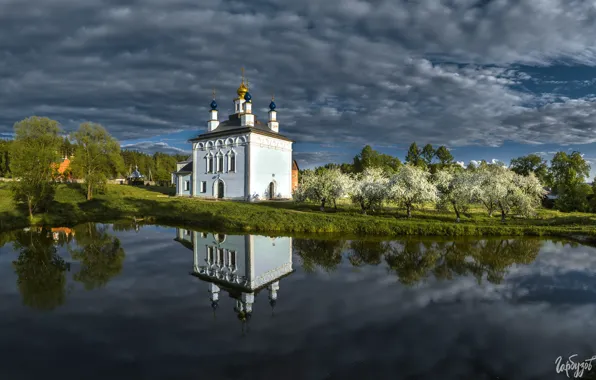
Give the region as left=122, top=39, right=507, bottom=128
left=0, top=222, right=595, bottom=380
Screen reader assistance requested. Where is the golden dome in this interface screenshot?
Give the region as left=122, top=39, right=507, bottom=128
left=236, top=82, right=248, bottom=98
left=235, top=67, right=249, bottom=99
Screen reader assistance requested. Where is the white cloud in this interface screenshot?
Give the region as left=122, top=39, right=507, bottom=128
left=121, top=141, right=190, bottom=155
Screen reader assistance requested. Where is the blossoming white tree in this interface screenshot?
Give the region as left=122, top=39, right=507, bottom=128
left=349, top=167, right=388, bottom=214
left=323, top=168, right=352, bottom=209
left=433, top=169, right=479, bottom=222
left=475, top=166, right=547, bottom=221
left=512, top=172, right=547, bottom=217
left=293, top=168, right=352, bottom=211
left=292, top=169, right=318, bottom=203
left=474, top=166, right=502, bottom=217
left=387, top=164, right=438, bottom=218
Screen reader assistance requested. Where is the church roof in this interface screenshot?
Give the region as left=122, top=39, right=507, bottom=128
left=174, top=161, right=193, bottom=174
left=191, top=269, right=295, bottom=294
left=190, top=113, right=293, bottom=142
left=129, top=168, right=144, bottom=179
left=292, top=159, right=299, bottom=171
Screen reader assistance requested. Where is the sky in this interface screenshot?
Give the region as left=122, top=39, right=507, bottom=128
left=2, top=0, right=596, bottom=177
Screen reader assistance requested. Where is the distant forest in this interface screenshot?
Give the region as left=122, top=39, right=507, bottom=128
left=0, top=137, right=190, bottom=185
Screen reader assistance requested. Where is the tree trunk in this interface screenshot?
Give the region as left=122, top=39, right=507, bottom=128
left=87, top=182, right=93, bottom=201
left=27, top=198, right=33, bottom=221
left=333, top=198, right=337, bottom=210
left=320, top=197, right=326, bottom=212
left=499, top=202, right=506, bottom=222
left=452, top=201, right=460, bottom=223
left=406, top=204, right=412, bottom=218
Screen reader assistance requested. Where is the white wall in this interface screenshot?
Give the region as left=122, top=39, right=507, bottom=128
left=190, top=231, right=293, bottom=290
left=192, top=148, right=200, bottom=196
left=193, top=141, right=248, bottom=200
left=249, top=141, right=293, bottom=200
left=250, top=235, right=293, bottom=288
left=189, top=131, right=293, bottom=201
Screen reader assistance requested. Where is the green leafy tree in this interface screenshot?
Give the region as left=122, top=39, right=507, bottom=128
left=70, top=122, right=125, bottom=200
left=59, top=137, right=76, bottom=158
left=153, top=152, right=178, bottom=186
left=9, top=117, right=62, bottom=219
left=0, top=139, right=12, bottom=177
left=69, top=223, right=126, bottom=290
left=509, top=154, right=549, bottom=185
left=435, top=145, right=454, bottom=167
left=339, top=163, right=354, bottom=174
left=353, top=145, right=401, bottom=174
left=421, top=144, right=435, bottom=166
left=549, top=151, right=591, bottom=212
left=590, top=178, right=596, bottom=213
left=121, top=150, right=156, bottom=179
left=12, top=228, right=70, bottom=310
left=405, top=142, right=425, bottom=168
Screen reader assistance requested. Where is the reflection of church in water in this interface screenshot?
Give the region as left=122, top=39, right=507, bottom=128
left=174, top=228, right=294, bottom=322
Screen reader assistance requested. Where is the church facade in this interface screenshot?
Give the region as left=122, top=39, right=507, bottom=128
left=173, top=227, right=294, bottom=322
left=173, top=73, right=294, bottom=201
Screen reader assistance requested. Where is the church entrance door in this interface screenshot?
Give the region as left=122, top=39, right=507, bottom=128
left=268, top=182, right=275, bottom=200
left=217, top=180, right=224, bottom=199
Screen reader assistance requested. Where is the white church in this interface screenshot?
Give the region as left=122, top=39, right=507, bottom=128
left=173, top=71, right=294, bottom=201
left=173, top=227, right=294, bottom=323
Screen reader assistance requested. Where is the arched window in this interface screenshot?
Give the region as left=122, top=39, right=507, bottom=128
left=228, top=250, right=237, bottom=267
left=230, top=154, right=236, bottom=172
left=205, top=153, right=214, bottom=173
left=206, top=246, right=214, bottom=264
left=214, top=233, right=226, bottom=243
left=226, top=150, right=237, bottom=172
left=217, top=152, right=224, bottom=173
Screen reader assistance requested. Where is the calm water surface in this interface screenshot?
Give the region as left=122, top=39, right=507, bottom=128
left=1, top=223, right=596, bottom=380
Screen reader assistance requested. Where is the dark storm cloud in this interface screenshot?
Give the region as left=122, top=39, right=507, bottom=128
left=1, top=0, right=596, bottom=147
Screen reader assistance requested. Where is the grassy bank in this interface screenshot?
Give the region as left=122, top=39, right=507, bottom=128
left=0, top=182, right=595, bottom=239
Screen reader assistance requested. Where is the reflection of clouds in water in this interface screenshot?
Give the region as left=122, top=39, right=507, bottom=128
left=0, top=227, right=596, bottom=379
left=510, top=240, right=596, bottom=276
left=284, top=239, right=596, bottom=379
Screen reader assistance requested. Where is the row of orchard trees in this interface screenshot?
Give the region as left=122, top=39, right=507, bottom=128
left=4, top=116, right=187, bottom=220
left=298, top=144, right=595, bottom=214
left=295, top=163, right=545, bottom=222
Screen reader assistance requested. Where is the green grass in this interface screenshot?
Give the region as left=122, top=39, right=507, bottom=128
left=1, top=182, right=595, bottom=240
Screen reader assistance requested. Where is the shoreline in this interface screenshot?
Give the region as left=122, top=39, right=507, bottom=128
left=2, top=214, right=595, bottom=247
left=1, top=183, right=595, bottom=244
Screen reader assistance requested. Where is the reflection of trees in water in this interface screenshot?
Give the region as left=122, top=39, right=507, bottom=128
left=385, top=238, right=542, bottom=285
left=12, top=229, right=70, bottom=310
left=293, top=238, right=346, bottom=273
left=294, top=236, right=541, bottom=285
left=69, top=223, right=126, bottom=290
left=110, top=222, right=141, bottom=232
left=347, top=240, right=387, bottom=267
left=0, top=230, right=17, bottom=248
left=384, top=240, right=442, bottom=285
left=10, top=224, right=127, bottom=310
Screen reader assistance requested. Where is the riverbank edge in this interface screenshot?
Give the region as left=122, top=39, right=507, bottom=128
left=2, top=209, right=596, bottom=246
